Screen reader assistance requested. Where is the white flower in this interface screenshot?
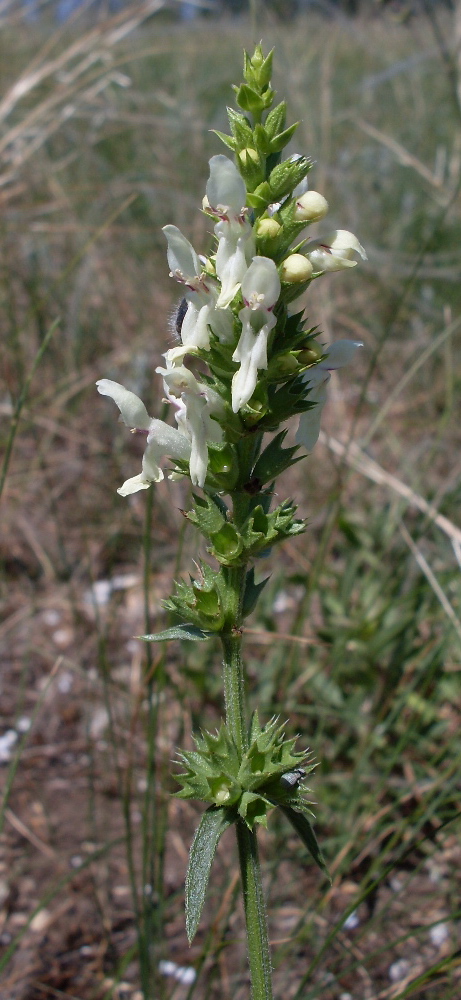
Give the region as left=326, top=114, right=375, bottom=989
left=296, top=340, right=362, bottom=450
left=241, top=256, right=280, bottom=311
left=206, top=155, right=247, bottom=220
left=96, top=379, right=191, bottom=493
left=307, top=230, right=367, bottom=273
left=215, top=218, right=254, bottom=308
left=231, top=257, right=281, bottom=413
left=162, top=224, right=234, bottom=351
left=155, top=362, right=224, bottom=487
left=163, top=225, right=205, bottom=291
left=205, top=154, right=255, bottom=308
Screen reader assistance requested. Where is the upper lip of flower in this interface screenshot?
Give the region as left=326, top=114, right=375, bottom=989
left=206, top=154, right=247, bottom=222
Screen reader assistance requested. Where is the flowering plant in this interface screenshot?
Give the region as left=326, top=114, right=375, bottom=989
left=97, top=45, right=365, bottom=1000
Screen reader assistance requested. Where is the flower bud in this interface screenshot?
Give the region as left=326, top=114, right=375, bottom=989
left=298, top=347, right=322, bottom=365
left=295, top=191, right=328, bottom=222
left=256, top=218, right=281, bottom=240
left=280, top=254, right=313, bottom=284
left=239, top=147, right=259, bottom=168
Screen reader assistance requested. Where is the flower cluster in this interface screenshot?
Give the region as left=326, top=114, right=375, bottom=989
left=97, top=48, right=365, bottom=501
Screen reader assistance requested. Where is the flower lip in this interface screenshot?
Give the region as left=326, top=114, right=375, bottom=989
left=241, top=257, right=281, bottom=313
left=206, top=154, right=247, bottom=221
left=162, top=224, right=211, bottom=292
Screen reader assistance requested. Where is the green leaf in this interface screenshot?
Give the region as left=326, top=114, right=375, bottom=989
left=139, top=625, right=212, bottom=642
left=185, top=807, right=234, bottom=942
left=252, top=430, right=302, bottom=485
left=227, top=107, right=254, bottom=146
left=269, top=156, right=311, bottom=200
left=269, top=122, right=299, bottom=153
left=242, top=568, right=270, bottom=618
left=234, top=83, right=266, bottom=115
left=280, top=805, right=331, bottom=882
left=212, top=130, right=236, bottom=152
left=187, top=493, right=226, bottom=536
left=253, top=123, right=272, bottom=155
left=264, top=101, right=287, bottom=138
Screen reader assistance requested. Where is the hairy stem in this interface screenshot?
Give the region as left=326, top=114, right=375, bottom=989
left=219, top=451, right=273, bottom=999
left=237, top=820, right=274, bottom=1000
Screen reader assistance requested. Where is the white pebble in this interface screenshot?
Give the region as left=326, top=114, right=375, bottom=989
left=52, top=627, right=73, bottom=648
left=158, top=960, right=196, bottom=985
left=344, top=909, right=360, bottom=930
left=430, top=922, right=449, bottom=947
left=0, top=729, right=18, bottom=763
left=58, top=671, right=74, bottom=694
left=42, top=609, right=61, bottom=626
left=389, top=958, right=410, bottom=982
left=16, top=716, right=31, bottom=733
left=89, top=707, right=109, bottom=739
left=30, top=908, right=51, bottom=932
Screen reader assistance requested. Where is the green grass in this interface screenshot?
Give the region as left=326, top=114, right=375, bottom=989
left=0, top=3, right=460, bottom=999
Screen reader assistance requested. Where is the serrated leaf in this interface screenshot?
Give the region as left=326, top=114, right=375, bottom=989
left=139, top=625, right=212, bottom=642
left=280, top=805, right=331, bottom=882
left=185, top=807, right=234, bottom=942
left=242, top=568, right=270, bottom=618
left=187, top=493, right=226, bottom=536
left=252, top=430, right=302, bottom=485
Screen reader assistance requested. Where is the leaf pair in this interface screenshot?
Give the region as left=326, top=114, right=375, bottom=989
left=185, top=805, right=330, bottom=943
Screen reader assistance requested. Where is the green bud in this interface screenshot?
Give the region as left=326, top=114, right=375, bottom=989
left=239, top=147, right=259, bottom=167
left=268, top=352, right=299, bottom=377
left=256, top=217, right=281, bottom=240
left=280, top=254, right=313, bottom=283
left=238, top=147, right=264, bottom=189
left=209, top=523, right=244, bottom=564
left=234, top=83, right=265, bottom=115
left=298, top=343, right=323, bottom=365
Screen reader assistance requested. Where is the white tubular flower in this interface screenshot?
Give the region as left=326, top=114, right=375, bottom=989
left=215, top=219, right=254, bottom=308
left=307, top=230, right=367, bottom=273
left=163, top=225, right=234, bottom=351
left=296, top=340, right=362, bottom=451
left=231, top=257, right=281, bottom=413
left=181, top=299, right=214, bottom=351
left=205, top=154, right=255, bottom=309
left=156, top=363, right=224, bottom=488
left=96, top=379, right=191, bottom=493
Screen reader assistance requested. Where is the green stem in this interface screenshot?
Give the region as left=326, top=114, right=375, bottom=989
left=237, top=820, right=274, bottom=1000
left=219, top=465, right=274, bottom=999
left=221, top=565, right=248, bottom=754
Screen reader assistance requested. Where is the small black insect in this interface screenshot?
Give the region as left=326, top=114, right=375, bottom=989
left=174, top=297, right=188, bottom=338
left=280, top=768, right=305, bottom=790
left=243, top=476, right=262, bottom=495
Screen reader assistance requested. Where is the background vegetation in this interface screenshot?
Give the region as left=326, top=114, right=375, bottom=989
left=1, top=1, right=460, bottom=998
